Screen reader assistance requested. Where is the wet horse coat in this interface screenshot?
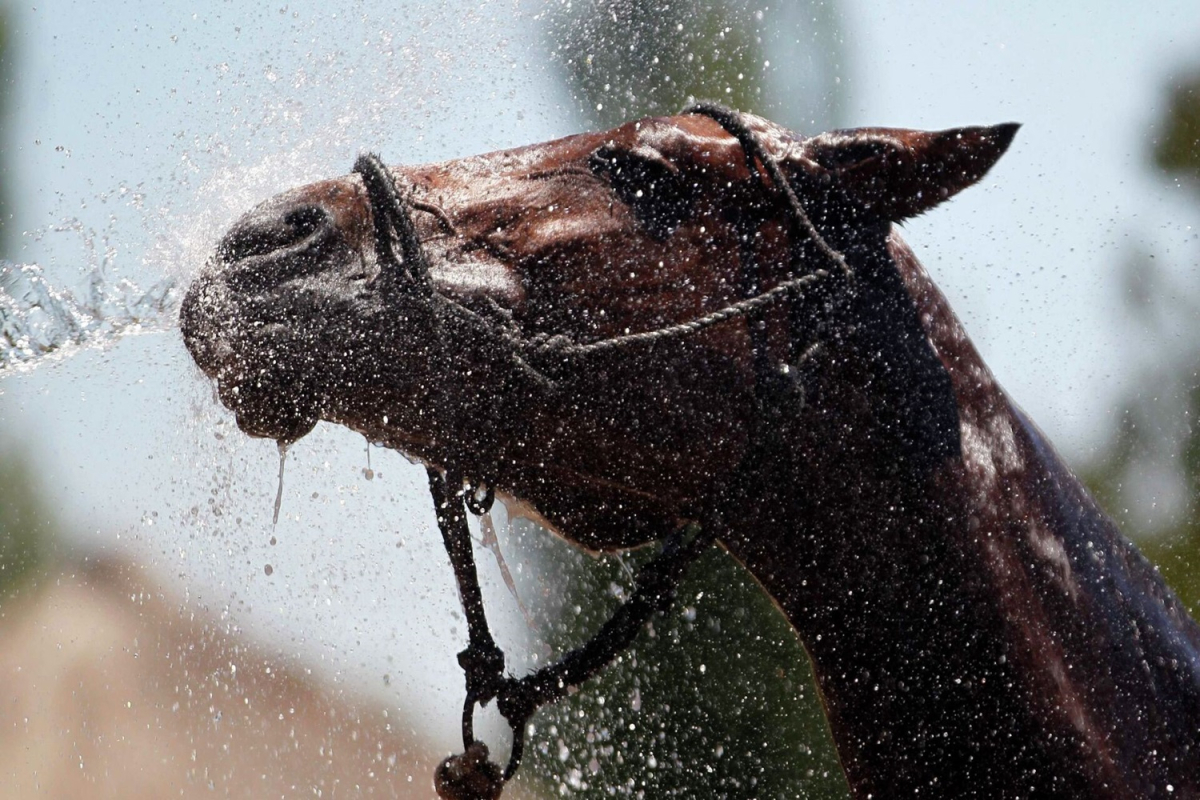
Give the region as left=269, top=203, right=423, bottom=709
left=181, top=111, right=1200, bottom=797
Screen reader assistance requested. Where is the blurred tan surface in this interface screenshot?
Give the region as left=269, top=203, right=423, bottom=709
left=0, top=560, right=448, bottom=798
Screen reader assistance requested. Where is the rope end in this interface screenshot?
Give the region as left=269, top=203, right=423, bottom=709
left=435, top=741, right=506, bottom=800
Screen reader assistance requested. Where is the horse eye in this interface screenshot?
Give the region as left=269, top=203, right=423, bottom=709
left=588, top=144, right=694, bottom=239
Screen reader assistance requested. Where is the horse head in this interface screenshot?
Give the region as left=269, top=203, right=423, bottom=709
left=180, top=110, right=1015, bottom=550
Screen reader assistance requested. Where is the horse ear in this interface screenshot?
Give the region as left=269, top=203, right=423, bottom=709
left=803, top=123, right=1019, bottom=221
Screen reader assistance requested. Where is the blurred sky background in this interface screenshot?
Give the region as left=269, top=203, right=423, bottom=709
left=2, top=0, right=1200, bottom=756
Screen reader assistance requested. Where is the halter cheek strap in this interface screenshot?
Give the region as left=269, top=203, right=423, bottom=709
left=352, top=104, right=853, bottom=794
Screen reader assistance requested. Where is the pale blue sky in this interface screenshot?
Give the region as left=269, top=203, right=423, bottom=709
left=3, top=0, right=1200, bottom=751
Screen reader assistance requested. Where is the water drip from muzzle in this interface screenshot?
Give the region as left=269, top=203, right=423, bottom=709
left=273, top=442, right=288, bottom=525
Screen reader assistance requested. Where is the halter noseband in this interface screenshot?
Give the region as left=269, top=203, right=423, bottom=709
left=353, top=151, right=434, bottom=297
left=351, top=105, right=852, bottom=795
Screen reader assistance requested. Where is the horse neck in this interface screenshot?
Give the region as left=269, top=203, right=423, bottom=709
left=718, top=233, right=1200, bottom=798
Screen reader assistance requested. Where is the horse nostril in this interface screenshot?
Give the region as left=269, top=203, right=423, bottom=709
left=217, top=203, right=332, bottom=264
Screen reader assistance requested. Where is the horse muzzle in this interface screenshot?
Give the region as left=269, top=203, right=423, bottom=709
left=180, top=264, right=325, bottom=443
left=180, top=189, right=374, bottom=444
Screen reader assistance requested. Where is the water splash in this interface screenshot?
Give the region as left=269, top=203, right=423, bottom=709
left=0, top=258, right=176, bottom=375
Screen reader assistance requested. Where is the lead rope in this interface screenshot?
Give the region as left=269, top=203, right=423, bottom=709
left=354, top=105, right=853, bottom=798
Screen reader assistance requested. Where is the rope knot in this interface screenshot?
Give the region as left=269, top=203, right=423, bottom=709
left=458, top=641, right=506, bottom=704
left=496, top=678, right=538, bottom=731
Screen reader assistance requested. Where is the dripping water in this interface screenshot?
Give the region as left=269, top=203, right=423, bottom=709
left=273, top=441, right=288, bottom=525
left=363, top=437, right=376, bottom=480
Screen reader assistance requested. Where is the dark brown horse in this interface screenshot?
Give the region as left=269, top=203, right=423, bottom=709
left=180, top=109, right=1200, bottom=797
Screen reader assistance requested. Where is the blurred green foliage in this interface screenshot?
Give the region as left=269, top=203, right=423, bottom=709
left=0, top=6, right=48, bottom=598
left=0, top=6, right=11, bottom=256
left=1154, top=73, right=1200, bottom=185
left=1083, top=67, right=1200, bottom=613
left=544, top=0, right=765, bottom=129
left=541, top=0, right=849, bottom=134
left=520, top=532, right=847, bottom=798
left=0, top=442, right=51, bottom=598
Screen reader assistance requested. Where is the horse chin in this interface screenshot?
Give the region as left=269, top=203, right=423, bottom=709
left=219, top=371, right=322, bottom=444
left=194, top=320, right=326, bottom=444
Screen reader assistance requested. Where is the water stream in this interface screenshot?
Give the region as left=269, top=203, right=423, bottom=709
left=0, top=258, right=177, bottom=376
